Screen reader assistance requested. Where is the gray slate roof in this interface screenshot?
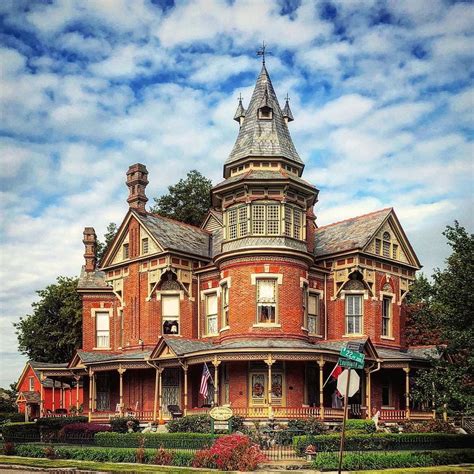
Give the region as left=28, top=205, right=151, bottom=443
left=77, top=350, right=152, bottom=364
left=77, top=267, right=111, bottom=290
left=226, top=65, right=302, bottom=167
left=29, top=361, right=72, bottom=388
left=137, top=212, right=211, bottom=259
left=165, top=338, right=215, bottom=356
left=214, top=169, right=314, bottom=190
left=314, top=208, right=391, bottom=258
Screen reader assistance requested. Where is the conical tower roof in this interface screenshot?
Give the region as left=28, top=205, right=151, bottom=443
left=225, top=65, right=302, bottom=171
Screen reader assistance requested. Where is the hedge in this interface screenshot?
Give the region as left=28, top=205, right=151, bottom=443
left=36, top=416, right=88, bottom=429
left=294, top=432, right=474, bottom=455
left=312, top=449, right=474, bottom=471
left=166, top=415, right=211, bottom=433
left=94, top=432, right=218, bottom=450
left=343, top=419, right=376, bottom=433
left=2, top=423, right=40, bottom=442
left=0, top=412, right=25, bottom=424
left=13, top=444, right=194, bottom=466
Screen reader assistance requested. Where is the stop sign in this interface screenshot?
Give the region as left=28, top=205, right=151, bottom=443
left=337, top=369, right=360, bottom=397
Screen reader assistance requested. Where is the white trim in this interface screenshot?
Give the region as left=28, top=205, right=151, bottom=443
left=250, top=273, right=283, bottom=285
left=219, top=326, right=230, bottom=333
left=156, top=290, right=184, bottom=301
left=218, top=276, right=232, bottom=295
left=200, top=288, right=218, bottom=301
left=299, top=277, right=309, bottom=288
left=381, top=336, right=395, bottom=340
left=340, top=289, right=369, bottom=300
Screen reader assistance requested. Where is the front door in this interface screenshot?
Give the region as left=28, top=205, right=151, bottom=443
left=249, top=372, right=284, bottom=407
left=162, top=368, right=180, bottom=417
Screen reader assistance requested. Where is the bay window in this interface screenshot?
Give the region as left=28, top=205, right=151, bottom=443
left=205, top=293, right=218, bottom=335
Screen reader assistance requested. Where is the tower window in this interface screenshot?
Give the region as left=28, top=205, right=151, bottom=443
left=252, top=205, right=266, bottom=235
left=205, top=293, right=218, bottom=335
left=258, top=106, right=273, bottom=119
left=256, top=279, right=277, bottom=324
left=308, top=293, right=320, bottom=335
left=221, top=283, right=229, bottom=327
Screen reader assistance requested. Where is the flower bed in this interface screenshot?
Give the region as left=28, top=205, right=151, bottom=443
left=294, top=432, right=474, bottom=455
left=312, top=449, right=474, bottom=471
left=94, top=431, right=218, bottom=450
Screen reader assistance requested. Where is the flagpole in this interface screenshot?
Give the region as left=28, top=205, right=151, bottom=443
left=323, top=364, right=337, bottom=389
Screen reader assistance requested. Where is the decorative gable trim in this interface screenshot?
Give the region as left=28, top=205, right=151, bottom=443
left=149, top=337, right=178, bottom=360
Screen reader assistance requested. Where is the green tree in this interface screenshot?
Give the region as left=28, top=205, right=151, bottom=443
left=411, top=222, right=474, bottom=415
left=0, top=383, right=18, bottom=412
left=150, top=170, right=212, bottom=226
left=96, top=222, right=118, bottom=262
left=14, top=276, right=82, bottom=363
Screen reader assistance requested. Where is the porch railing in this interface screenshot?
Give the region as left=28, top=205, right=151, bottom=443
left=380, top=409, right=435, bottom=421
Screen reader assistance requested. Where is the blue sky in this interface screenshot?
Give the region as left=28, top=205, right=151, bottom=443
left=0, top=0, right=473, bottom=388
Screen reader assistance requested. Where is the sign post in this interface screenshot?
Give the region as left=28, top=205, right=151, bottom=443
left=336, top=344, right=365, bottom=474
left=338, top=368, right=351, bottom=474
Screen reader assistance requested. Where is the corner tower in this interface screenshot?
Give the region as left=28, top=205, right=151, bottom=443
left=211, top=63, right=319, bottom=264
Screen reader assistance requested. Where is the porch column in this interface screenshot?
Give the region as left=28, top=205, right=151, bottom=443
left=318, top=357, right=325, bottom=420
left=265, top=355, right=274, bottom=418
left=40, top=372, right=45, bottom=416
left=183, top=363, right=188, bottom=416
left=153, top=366, right=162, bottom=422
left=93, top=373, right=97, bottom=411
left=74, top=376, right=81, bottom=410
left=52, top=379, right=56, bottom=412
left=118, top=366, right=126, bottom=414
left=212, top=358, right=221, bottom=406
left=158, top=367, right=164, bottom=422
left=60, top=381, right=64, bottom=409
left=365, top=369, right=371, bottom=419
left=404, top=367, right=410, bottom=420
left=88, top=369, right=94, bottom=422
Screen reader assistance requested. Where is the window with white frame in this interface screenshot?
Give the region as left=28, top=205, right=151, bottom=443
left=162, top=295, right=180, bottom=335
left=29, top=377, right=34, bottom=391
left=123, top=243, right=129, bottom=259
left=221, top=283, right=229, bottom=327
left=382, top=296, right=392, bottom=337
left=96, top=311, right=110, bottom=348
left=308, top=293, right=320, bottom=335
left=205, top=293, right=218, bottom=335
left=345, top=294, right=363, bottom=334
left=283, top=205, right=303, bottom=239
left=228, top=208, right=238, bottom=239
left=238, top=206, right=248, bottom=237
left=252, top=204, right=265, bottom=235
left=267, top=204, right=280, bottom=235
left=256, top=279, right=277, bottom=323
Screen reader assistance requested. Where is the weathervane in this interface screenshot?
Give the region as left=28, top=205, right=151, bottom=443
left=257, top=41, right=272, bottom=65
left=285, top=93, right=290, bottom=102
left=238, top=93, right=243, bottom=102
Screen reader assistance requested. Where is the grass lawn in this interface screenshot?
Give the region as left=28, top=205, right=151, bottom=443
left=353, top=466, right=474, bottom=473
left=0, top=455, right=228, bottom=473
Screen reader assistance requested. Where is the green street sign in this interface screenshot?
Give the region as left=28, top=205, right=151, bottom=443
left=340, top=347, right=365, bottom=364
left=338, top=357, right=364, bottom=370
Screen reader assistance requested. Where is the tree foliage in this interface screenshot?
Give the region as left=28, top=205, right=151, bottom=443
left=0, top=384, right=18, bottom=412
left=14, top=276, right=82, bottom=363
left=410, top=222, right=474, bottom=414
left=96, top=222, right=118, bottom=262
left=150, top=170, right=212, bottom=227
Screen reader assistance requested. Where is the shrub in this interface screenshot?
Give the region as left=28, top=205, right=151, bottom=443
left=166, top=414, right=211, bottom=433
left=36, top=416, right=88, bottom=429
left=1, top=422, right=40, bottom=442
left=344, top=419, right=376, bottom=433
left=154, top=447, right=173, bottom=465
left=95, top=431, right=217, bottom=450
left=287, top=417, right=326, bottom=435
left=402, top=420, right=457, bottom=433
left=13, top=443, right=195, bottom=466
left=0, top=412, right=25, bottom=424
left=230, top=415, right=245, bottom=433
left=193, top=434, right=265, bottom=471
left=43, top=444, right=56, bottom=460
left=312, top=449, right=474, bottom=470
left=293, top=432, right=474, bottom=456
left=2, top=442, right=15, bottom=455
left=59, top=422, right=111, bottom=443
left=109, top=416, right=140, bottom=433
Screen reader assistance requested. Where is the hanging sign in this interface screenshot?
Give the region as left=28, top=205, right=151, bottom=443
left=340, top=347, right=365, bottom=364
left=209, top=406, right=233, bottom=421
left=338, top=357, right=364, bottom=370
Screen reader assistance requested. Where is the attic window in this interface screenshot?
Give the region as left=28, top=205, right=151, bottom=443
left=142, top=238, right=149, bottom=254
left=258, top=106, right=273, bottom=120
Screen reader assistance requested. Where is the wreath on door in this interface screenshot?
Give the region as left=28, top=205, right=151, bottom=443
left=253, top=382, right=264, bottom=397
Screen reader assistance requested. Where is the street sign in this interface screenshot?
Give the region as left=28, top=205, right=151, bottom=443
left=338, top=357, right=364, bottom=370
left=340, top=347, right=365, bottom=364
left=346, top=342, right=364, bottom=353
left=337, top=369, right=360, bottom=398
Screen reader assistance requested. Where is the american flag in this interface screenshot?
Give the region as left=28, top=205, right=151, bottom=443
left=199, top=363, right=212, bottom=398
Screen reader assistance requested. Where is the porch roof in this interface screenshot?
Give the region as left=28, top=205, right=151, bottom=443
left=17, top=391, right=40, bottom=404
left=75, top=349, right=152, bottom=365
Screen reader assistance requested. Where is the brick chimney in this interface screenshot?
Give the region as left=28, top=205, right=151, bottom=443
left=83, top=227, right=97, bottom=273
left=126, top=163, right=149, bottom=213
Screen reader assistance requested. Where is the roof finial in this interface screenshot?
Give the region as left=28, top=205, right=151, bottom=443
left=285, top=93, right=290, bottom=103
left=257, top=41, right=271, bottom=65
left=238, top=93, right=243, bottom=103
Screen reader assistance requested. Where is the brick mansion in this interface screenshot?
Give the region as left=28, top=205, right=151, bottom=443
left=21, top=63, right=438, bottom=424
